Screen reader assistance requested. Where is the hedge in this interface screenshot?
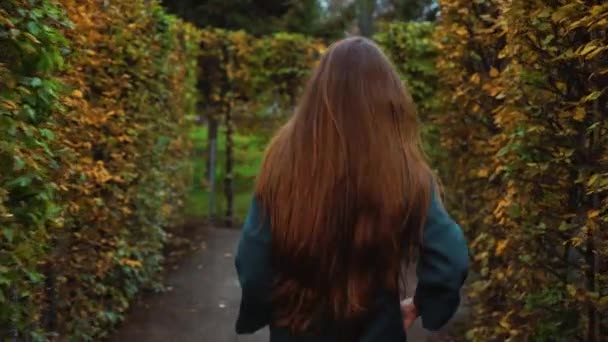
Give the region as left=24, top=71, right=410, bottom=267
left=374, top=21, right=442, bottom=162
left=435, top=1, right=608, bottom=340
left=0, top=0, right=199, bottom=339
left=198, top=28, right=325, bottom=125
left=374, top=22, right=439, bottom=119
left=0, top=1, right=68, bottom=338
left=197, top=28, right=324, bottom=225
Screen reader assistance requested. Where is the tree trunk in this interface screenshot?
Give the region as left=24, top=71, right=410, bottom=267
left=224, top=102, right=234, bottom=228
left=207, top=116, right=218, bottom=224
left=43, top=262, right=57, bottom=332
left=357, top=0, right=375, bottom=37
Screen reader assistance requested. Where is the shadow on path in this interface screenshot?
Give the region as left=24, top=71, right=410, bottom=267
left=110, top=227, right=464, bottom=342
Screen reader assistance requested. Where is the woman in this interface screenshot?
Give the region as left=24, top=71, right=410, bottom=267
left=234, top=37, right=469, bottom=341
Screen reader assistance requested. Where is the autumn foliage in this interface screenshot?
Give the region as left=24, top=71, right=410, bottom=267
left=2, top=0, right=607, bottom=340
left=0, top=0, right=199, bottom=339
left=434, top=0, right=608, bottom=340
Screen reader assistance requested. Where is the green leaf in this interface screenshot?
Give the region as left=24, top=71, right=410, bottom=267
left=40, top=128, right=55, bottom=140
left=29, top=77, right=42, bottom=87
left=583, top=91, right=602, bottom=103
left=13, top=156, right=26, bottom=171
left=497, top=144, right=511, bottom=157
left=30, top=9, right=43, bottom=19
left=587, top=122, right=600, bottom=132
left=26, top=271, right=44, bottom=283
left=7, top=175, right=32, bottom=187
left=24, top=105, right=36, bottom=121
left=26, top=21, right=40, bottom=36
left=0, top=273, right=10, bottom=286
left=519, top=254, right=532, bottom=263
left=3, top=228, right=14, bottom=243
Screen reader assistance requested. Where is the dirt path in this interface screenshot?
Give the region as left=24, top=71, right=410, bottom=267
left=110, top=227, right=463, bottom=342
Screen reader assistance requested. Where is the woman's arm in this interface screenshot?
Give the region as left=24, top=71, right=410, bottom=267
left=234, top=197, right=273, bottom=334
left=413, top=190, right=470, bottom=331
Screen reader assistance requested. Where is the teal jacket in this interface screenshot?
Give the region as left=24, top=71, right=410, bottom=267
left=234, top=191, right=469, bottom=341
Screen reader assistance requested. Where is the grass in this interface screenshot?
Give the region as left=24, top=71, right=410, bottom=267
left=185, top=124, right=269, bottom=223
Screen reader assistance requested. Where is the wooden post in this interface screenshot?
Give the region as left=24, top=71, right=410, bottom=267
left=357, top=0, right=375, bottom=37
left=207, top=116, right=218, bottom=224
left=224, top=101, right=234, bottom=228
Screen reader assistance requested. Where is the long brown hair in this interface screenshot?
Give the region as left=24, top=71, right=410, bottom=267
left=255, top=37, right=433, bottom=333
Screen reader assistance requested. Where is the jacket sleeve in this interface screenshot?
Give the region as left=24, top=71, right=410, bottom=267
left=413, top=190, right=469, bottom=331
left=234, top=197, right=273, bottom=334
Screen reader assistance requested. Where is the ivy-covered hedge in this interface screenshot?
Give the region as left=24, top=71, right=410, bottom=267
left=0, top=1, right=69, bottom=338
left=435, top=1, right=608, bottom=340
left=0, top=0, right=199, bottom=339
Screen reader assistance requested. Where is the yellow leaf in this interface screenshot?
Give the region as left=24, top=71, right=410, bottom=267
left=121, top=258, right=143, bottom=268
left=477, top=168, right=489, bottom=178
left=23, top=32, right=41, bottom=44
left=498, top=46, right=509, bottom=59
left=0, top=100, right=17, bottom=110
left=588, top=210, right=600, bottom=218
left=495, top=239, right=509, bottom=256
left=586, top=46, right=608, bottom=60
left=588, top=174, right=599, bottom=186
left=552, top=3, right=580, bottom=23
left=579, top=44, right=598, bottom=57
left=571, top=237, right=584, bottom=247
left=72, top=90, right=84, bottom=98
left=489, top=67, right=500, bottom=78
left=574, top=107, right=586, bottom=121
left=162, top=204, right=173, bottom=216
left=470, top=73, right=481, bottom=84
left=567, top=284, right=577, bottom=297
left=456, top=27, right=468, bottom=37
left=0, top=16, right=15, bottom=28
left=499, top=311, right=512, bottom=329
left=117, top=135, right=132, bottom=143
left=483, top=83, right=502, bottom=97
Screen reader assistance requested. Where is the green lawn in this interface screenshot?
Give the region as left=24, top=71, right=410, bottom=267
left=185, top=124, right=268, bottom=223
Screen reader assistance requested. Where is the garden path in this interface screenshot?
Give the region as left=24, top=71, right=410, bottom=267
left=110, top=227, right=464, bottom=342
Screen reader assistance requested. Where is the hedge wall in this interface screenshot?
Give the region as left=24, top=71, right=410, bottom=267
left=197, top=28, right=324, bottom=224
left=198, top=28, right=324, bottom=125
left=435, top=1, right=608, bottom=340
left=0, top=0, right=199, bottom=340
left=374, top=22, right=442, bottom=163
left=374, top=22, right=439, bottom=119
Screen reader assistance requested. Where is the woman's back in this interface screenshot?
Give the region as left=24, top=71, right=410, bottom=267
left=234, top=37, right=469, bottom=341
